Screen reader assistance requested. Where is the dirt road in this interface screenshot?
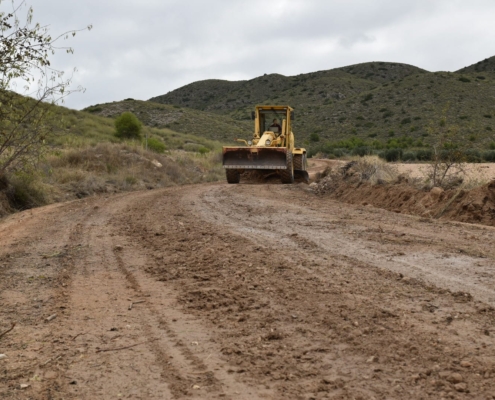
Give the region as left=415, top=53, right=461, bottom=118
left=1, top=181, right=495, bottom=399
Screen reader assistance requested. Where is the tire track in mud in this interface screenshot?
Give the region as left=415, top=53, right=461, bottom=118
left=195, top=184, right=495, bottom=305
left=174, top=183, right=495, bottom=398
left=59, top=191, right=268, bottom=399
left=110, top=193, right=273, bottom=399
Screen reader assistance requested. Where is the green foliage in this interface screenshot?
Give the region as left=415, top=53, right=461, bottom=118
left=381, top=148, right=403, bottom=162
left=482, top=151, right=495, bottom=162
left=362, top=93, right=373, bottom=102
left=402, top=151, right=416, bottom=161
left=146, top=137, right=166, bottom=153
left=309, top=133, right=320, bottom=142
left=0, top=4, right=91, bottom=175
left=464, top=149, right=482, bottom=162
left=8, top=171, right=51, bottom=209
left=86, top=106, right=103, bottom=113
left=458, top=76, right=471, bottom=82
left=416, top=149, right=433, bottom=161
left=115, top=112, right=142, bottom=139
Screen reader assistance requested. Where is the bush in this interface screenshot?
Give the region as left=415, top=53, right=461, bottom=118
left=380, top=148, right=402, bottom=162
left=198, top=146, right=210, bottom=155
left=85, top=106, right=102, bottom=113
left=351, top=146, right=371, bottom=157
left=362, top=93, right=373, bottom=102
left=402, top=151, right=416, bottom=161
left=115, top=112, right=142, bottom=139
left=464, top=149, right=482, bottom=162
left=458, top=77, right=471, bottom=82
left=416, top=149, right=433, bottom=161
left=147, top=137, right=166, bottom=153
left=309, top=133, right=320, bottom=142
left=482, top=151, right=495, bottom=162
left=8, top=172, right=51, bottom=209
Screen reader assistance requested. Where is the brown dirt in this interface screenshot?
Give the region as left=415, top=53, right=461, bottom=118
left=2, top=179, right=495, bottom=399
left=312, top=163, right=495, bottom=227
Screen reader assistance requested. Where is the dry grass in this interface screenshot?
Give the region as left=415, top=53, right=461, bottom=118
left=5, top=143, right=224, bottom=208
left=350, top=155, right=398, bottom=184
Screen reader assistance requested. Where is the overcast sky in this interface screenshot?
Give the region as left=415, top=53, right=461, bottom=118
left=15, top=0, right=495, bottom=109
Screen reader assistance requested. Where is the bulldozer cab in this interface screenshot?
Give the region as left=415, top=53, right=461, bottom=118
left=253, top=106, right=293, bottom=138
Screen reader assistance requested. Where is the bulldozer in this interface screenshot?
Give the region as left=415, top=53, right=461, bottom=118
left=222, top=105, right=308, bottom=184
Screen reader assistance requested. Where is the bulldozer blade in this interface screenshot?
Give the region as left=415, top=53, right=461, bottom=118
left=295, top=170, right=310, bottom=183
left=223, top=147, right=288, bottom=170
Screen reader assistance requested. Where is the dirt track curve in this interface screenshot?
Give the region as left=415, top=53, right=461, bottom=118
left=2, top=180, right=495, bottom=399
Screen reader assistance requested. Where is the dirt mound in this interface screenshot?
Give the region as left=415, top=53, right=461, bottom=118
left=312, top=164, right=495, bottom=226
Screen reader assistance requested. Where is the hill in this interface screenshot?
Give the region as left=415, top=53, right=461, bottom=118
left=145, top=60, right=495, bottom=150
left=456, top=55, right=495, bottom=74
left=148, top=62, right=424, bottom=119
left=83, top=99, right=251, bottom=143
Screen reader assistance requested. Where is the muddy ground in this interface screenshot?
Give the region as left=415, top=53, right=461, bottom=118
left=1, top=174, right=495, bottom=399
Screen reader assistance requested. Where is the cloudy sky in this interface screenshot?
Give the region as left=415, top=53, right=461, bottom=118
left=15, top=0, right=495, bottom=109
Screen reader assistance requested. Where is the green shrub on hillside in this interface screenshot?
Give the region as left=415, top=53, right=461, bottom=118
left=309, top=133, right=320, bottom=142
left=147, top=137, right=166, bottom=153
left=380, top=148, right=403, bottom=162
left=402, top=151, right=416, bottom=161
left=115, top=112, right=142, bottom=139
left=483, top=151, right=495, bottom=162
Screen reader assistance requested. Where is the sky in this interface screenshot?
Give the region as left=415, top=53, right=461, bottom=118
left=8, top=0, right=495, bottom=110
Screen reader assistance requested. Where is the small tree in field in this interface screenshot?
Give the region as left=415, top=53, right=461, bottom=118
left=426, top=104, right=467, bottom=188
left=0, top=1, right=91, bottom=175
left=114, top=112, right=142, bottom=139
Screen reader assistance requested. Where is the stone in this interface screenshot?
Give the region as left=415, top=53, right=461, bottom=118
left=460, top=360, right=473, bottom=368
left=44, top=371, right=58, bottom=380
left=430, top=187, right=444, bottom=197
left=454, top=382, right=467, bottom=392
left=447, top=373, right=463, bottom=384
left=0, top=354, right=7, bottom=360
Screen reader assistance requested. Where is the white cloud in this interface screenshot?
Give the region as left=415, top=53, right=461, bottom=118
left=13, top=0, right=495, bottom=109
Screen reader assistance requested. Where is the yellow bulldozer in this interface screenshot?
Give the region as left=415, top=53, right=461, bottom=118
left=222, top=105, right=308, bottom=184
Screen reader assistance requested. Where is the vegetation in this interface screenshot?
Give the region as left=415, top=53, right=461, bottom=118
left=0, top=1, right=91, bottom=174
left=0, top=92, right=225, bottom=215
left=115, top=112, right=142, bottom=139
left=83, top=99, right=251, bottom=143
left=143, top=58, right=495, bottom=149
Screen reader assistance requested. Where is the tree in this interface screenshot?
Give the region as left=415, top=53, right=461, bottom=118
left=426, top=104, right=467, bottom=188
left=115, top=112, right=142, bottom=139
left=0, top=1, right=91, bottom=174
